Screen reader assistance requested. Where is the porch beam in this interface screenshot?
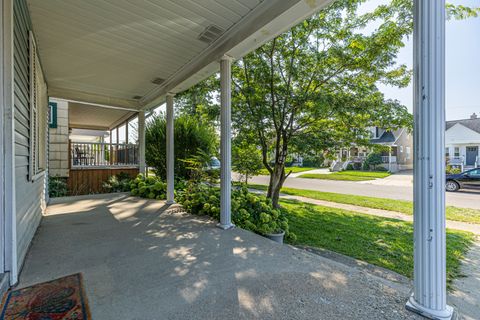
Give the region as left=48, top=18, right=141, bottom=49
left=406, top=1, right=452, bottom=319
left=166, top=93, right=175, bottom=204
left=49, top=87, right=140, bottom=111
left=138, top=111, right=146, bottom=175
left=218, top=55, right=234, bottom=230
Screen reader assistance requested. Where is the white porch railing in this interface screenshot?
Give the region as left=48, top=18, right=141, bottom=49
left=70, top=142, right=139, bottom=167
left=381, top=156, right=397, bottom=163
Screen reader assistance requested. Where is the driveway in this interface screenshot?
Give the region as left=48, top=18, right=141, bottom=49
left=248, top=173, right=480, bottom=210
left=18, top=193, right=424, bottom=320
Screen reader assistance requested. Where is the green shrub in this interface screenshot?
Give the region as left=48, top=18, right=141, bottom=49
left=346, top=163, right=354, bottom=170
left=145, top=114, right=218, bottom=180
left=446, top=165, right=461, bottom=174
left=177, top=183, right=296, bottom=241
left=130, top=174, right=167, bottom=200
left=363, top=152, right=383, bottom=170
left=302, top=155, right=323, bottom=168
left=49, top=177, right=68, bottom=198
left=102, top=172, right=133, bottom=193
left=374, top=166, right=389, bottom=172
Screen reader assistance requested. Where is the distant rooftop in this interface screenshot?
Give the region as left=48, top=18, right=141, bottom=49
left=446, top=113, right=480, bottom=134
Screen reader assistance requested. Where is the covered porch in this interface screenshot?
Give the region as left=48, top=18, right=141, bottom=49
left=19, top=193, right=421, bottom=319
left=0, top=0, right=455, bottom=319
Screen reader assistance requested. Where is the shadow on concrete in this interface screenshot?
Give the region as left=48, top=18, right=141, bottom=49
left=18, top=193, right=423, bottom=319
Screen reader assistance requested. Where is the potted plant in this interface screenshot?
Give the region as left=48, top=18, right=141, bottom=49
left=265, top=229, right=286, bottom=244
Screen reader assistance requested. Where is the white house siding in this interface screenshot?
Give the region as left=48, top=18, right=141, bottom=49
left=395, top=129, right=413, bottom=170
left=48, top=99, right=70, bottom=177
left=445, top=123, right=480, bottom=167
left=13, top=0, right=45, bottom=268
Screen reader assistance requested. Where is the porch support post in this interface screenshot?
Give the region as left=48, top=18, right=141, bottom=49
left=218, top=55, right=234, bottom=230
left=138, top=110, right=146, bottom=175
left=406, top=1, right=452, bottom=319
left=166, top=93, right=175, bottom=204
left=388, top=146, right=392, bottom=172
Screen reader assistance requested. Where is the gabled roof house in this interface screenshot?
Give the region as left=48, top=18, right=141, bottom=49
left=446, top=113, right=480, bottom=169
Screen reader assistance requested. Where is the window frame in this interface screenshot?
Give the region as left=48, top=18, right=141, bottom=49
left=29, top=31, right=47, bottom=181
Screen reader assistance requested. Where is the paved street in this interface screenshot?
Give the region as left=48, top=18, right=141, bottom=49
left=248, top=173, right=480, bottom=210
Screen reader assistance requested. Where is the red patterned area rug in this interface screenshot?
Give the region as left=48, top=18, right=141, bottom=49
left=0, top=273, right=91, bottom=320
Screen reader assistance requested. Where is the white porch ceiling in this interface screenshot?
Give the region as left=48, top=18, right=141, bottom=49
left=68, top=102, right=135, bottom=130
left=27, top=0, right=333, bottom=110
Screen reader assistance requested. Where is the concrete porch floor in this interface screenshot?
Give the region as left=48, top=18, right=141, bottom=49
left=18, top=193, right=423, bottom=320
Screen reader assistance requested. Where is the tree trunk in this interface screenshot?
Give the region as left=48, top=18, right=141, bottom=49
left=267, top=160, right=286, bottom=208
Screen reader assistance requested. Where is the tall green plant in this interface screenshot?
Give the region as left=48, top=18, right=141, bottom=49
left=145, top=114, right=218, bottom=180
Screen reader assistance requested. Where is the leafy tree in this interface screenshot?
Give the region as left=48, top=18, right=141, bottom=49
left=233, top=141, right=264, bottom=184
left=145, top=114, right=218, bottom=180
left=231, top=0, right=478, bottom=208
left=232, top=0, right=414, bottom=207
left=174, top=75, right=220, bottom=124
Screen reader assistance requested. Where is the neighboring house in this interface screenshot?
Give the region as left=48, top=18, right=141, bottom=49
left=333, top=127, right=413, bottom=172
left=446, top=113, right=480, bottom=170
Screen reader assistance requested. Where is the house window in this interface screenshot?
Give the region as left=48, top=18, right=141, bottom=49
left=29, top=31, right=47, bottom=180
left=454, top=147, right=460, bottom=157
left=406, top=147, right=411, bottom=160
left=445, top=147, right=450, bottom=157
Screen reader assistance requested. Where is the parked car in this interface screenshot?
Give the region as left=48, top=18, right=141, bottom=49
left=206, top=157, right=221, bottom=170
left=446, top=168, right=480, bottom=191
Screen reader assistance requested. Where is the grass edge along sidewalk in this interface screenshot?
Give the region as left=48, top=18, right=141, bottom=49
left=299, top=170, right=391, bottom=181
left=247, top=184, right=480, bottom=224
left=281, top=199, right=474, bottom=288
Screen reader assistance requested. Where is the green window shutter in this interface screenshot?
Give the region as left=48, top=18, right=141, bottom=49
left=48, top=102, right=57, bottom=128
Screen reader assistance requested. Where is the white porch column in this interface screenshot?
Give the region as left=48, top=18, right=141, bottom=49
left=388, top=146, right=392, bottom=172
left=166, top=93, right=175, bottom=204
left=406, top=1, right=452, bottom=319
left=138, top=110, right=146, bottom=175
left=219, top=55, right=234, bottom=230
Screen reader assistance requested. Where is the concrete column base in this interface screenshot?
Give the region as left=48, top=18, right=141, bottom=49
left=406, top=295, right=455, bottom=320
left=216, top=223, right=235, bottom=230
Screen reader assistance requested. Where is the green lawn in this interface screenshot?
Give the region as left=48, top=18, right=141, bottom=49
left=258, top=167, right=318, bottom=175
left=281, top=199, right=474, bottom=286
left=248, top=184, right=480, bottom=224
left=300, top=170, right=391, bottom=181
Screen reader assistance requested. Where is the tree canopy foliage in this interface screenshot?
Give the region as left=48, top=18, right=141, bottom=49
left=171, top=0, right=479, bottom=207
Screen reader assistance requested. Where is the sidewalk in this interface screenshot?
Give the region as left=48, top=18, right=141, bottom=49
left=288, top=168, right=331, bottom=178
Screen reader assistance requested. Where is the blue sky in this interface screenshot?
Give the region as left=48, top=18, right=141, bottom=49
left=365, top=0, right=480, bottom=121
